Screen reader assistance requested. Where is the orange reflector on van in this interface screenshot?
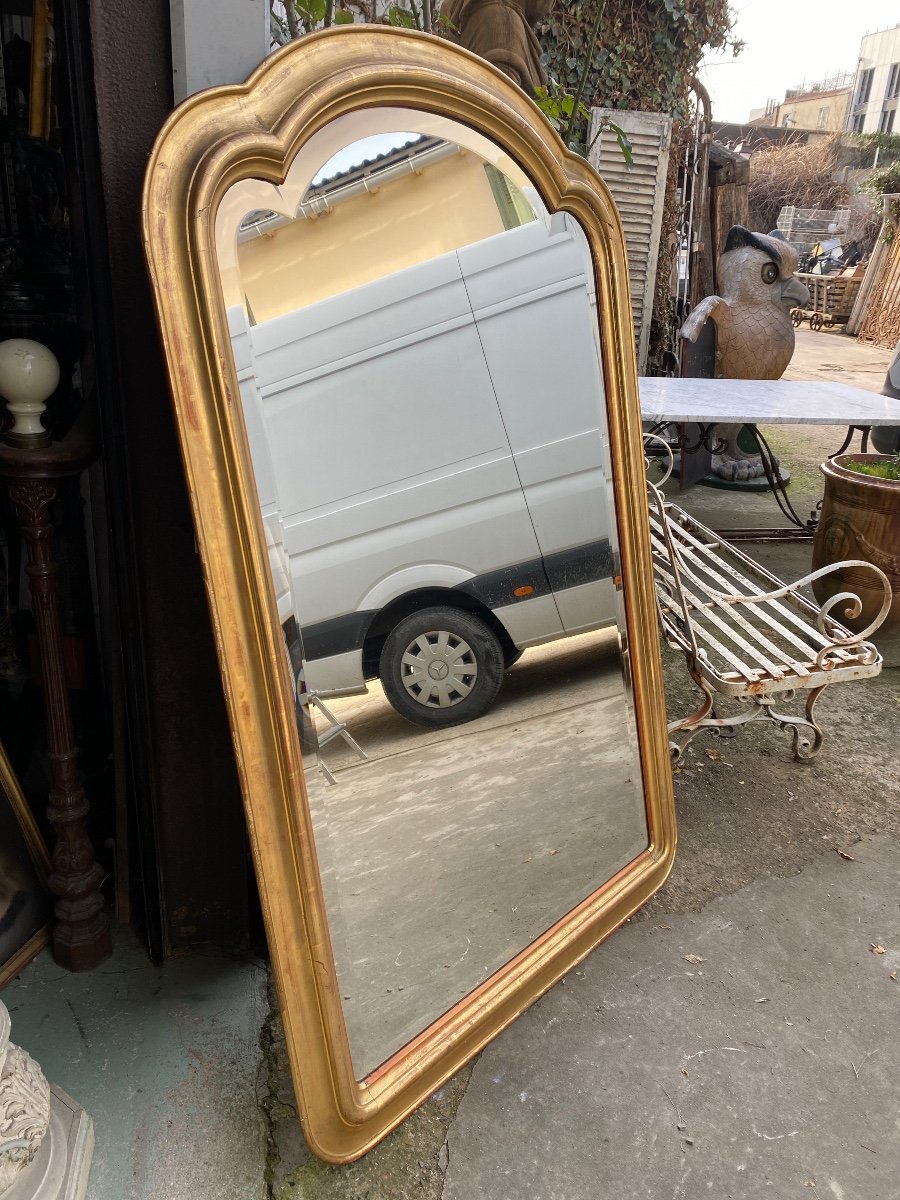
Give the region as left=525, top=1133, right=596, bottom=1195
left=513, top=585, right=534, bottom=597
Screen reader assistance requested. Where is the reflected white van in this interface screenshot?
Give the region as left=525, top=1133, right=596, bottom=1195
left=229, top=210, right=621, bottom=727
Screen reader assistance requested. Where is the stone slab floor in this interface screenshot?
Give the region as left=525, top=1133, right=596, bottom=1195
left=2, top=935, right=270, bottom=1200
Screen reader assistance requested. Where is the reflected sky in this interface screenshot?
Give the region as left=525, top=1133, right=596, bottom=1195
left=312, top=132, right=421, bottom=184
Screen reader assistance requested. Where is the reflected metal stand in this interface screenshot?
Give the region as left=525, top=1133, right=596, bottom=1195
left=301, top=690, right=369, bottom=785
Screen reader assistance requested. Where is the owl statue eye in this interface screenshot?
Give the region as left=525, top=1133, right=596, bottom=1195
left=761, top=262, right=779, bottom=284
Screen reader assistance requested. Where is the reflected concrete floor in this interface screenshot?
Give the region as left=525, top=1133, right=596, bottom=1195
left=305, top=629, right=648, bottom=1078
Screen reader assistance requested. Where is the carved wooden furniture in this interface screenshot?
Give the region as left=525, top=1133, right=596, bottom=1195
left=0, top=407, right=111, bottom=971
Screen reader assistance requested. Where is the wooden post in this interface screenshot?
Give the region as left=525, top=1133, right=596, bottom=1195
left=0, top=410, right=111, bottom=970
left=703, top=143, right=750, bottom=297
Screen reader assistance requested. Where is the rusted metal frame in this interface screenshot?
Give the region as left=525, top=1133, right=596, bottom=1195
left=667, top=685, right=825, bottom=763
left=646, top=460, right=793, bottom=688
left=653, top=563, right=792, bottom=679
left=650, top=544, right=815, bottom=674
left=655, top=586, right=764, bottom=680
left=722, top=526, right=817, bottom=543
left=649, top=512, right=829, bottom=661
left=659, top=505, right=861, bottom=651
left=645, top=459, right=706, bottom=682
left=652, top=532, right=856, bottom=680
left=697, top=654, right=877, bottom=696
left=647, top=481, right=888, bottom=760
left=654, top=507, right=886, bottom=675
left=652, top=590, right=860, bottom=698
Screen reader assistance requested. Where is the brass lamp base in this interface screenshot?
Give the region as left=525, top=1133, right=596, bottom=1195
left=4, top=429, right=52, bottom=449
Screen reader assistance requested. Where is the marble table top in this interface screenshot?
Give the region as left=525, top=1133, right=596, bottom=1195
left=639, top=377, right=900, bottom=426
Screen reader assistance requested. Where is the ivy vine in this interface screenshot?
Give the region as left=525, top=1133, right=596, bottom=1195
left=536, top=0, right=738, bottom=136
left=534, top=0, right=738, bottom=370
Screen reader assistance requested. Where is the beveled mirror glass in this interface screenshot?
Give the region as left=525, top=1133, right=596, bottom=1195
left=143, top=27, right=675, bottom=1162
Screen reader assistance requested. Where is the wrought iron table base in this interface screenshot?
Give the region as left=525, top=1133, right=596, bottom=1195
left=649, top=421, right=873, bottom=542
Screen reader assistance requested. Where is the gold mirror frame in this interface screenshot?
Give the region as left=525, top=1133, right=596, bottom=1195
left=142, top=26, right=676, bottom=1163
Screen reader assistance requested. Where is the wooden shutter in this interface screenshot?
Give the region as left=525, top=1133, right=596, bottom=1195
left=588, top=109, right=672, bottom=372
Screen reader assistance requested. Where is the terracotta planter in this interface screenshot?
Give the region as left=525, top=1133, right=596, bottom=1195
left=812, top=455, right=900, bottom=629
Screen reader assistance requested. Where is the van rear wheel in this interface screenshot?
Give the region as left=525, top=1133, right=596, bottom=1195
left=379, top=607, right=504, bottom=728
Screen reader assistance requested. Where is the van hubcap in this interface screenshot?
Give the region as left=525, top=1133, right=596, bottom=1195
left=400, top=630, right=477, bottom=708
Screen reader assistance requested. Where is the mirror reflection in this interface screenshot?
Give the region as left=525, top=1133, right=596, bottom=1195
left=216, top=111, right=648, bottom=1079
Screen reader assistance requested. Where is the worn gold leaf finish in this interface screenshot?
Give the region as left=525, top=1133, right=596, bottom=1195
left=142, top=26, right=676, bottom=1162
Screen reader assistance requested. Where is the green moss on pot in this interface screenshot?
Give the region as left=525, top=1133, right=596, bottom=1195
left=840, top=455, right=900, bottom=482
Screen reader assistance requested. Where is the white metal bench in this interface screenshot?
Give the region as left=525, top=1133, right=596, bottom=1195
left=645, top=443, right=892, bottom=761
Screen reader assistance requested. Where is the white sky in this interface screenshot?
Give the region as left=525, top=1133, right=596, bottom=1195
left=699, top=0, right=896, bottom=124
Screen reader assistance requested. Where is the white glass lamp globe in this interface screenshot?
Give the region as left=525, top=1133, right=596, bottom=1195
left=0, top=338, right=59, bottom=448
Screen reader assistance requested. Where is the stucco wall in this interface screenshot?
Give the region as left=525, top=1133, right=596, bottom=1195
left=850, top=25, right=900, bottom=133
left=238, top=152, right=516, bottom=323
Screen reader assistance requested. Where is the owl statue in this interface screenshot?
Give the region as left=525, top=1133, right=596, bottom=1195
left=681, top=226, right=810, bottom=481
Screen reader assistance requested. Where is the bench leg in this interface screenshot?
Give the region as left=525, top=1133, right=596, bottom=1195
left=771, top=685, right=825, bottom=762
left=667, top=674, right=718, bottom=762
left=669, top=678, right=826, bottom=763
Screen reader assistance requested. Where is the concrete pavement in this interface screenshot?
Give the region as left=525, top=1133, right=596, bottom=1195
left=3, top=933, right=269, bottom=1200
left=442, top=837, right=900, bottom=1200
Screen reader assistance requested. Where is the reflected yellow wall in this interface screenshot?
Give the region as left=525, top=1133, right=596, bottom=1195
left=237, top=151, right=518, bottom=323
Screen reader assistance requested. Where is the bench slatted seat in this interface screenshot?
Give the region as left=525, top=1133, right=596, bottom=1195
left=645, top=451, right=892, bottom=761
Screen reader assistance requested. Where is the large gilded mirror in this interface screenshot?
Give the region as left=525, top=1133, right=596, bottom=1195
left=143, top=27, right=676, bottom=1163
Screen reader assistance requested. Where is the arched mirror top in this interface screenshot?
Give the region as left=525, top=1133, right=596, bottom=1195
left=215, top=112, right=541, bottom=320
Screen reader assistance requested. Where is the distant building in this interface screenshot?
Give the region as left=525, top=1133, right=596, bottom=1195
left=847, top=24, right=900, bottom=134
left=748, top=74, right=854, bottom=133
